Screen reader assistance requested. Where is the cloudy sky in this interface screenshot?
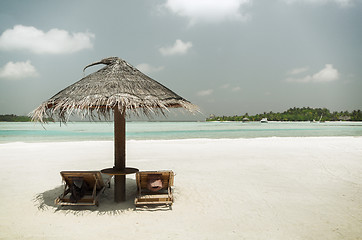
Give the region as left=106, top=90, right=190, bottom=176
left=0, top=0, right=361, bottom=120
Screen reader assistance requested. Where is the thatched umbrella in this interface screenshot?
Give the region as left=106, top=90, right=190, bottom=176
left=31, top=57, right=198, bottom=202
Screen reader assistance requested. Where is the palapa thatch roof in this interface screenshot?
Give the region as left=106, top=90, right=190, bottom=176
left=31, top=57, right=198, bottom=122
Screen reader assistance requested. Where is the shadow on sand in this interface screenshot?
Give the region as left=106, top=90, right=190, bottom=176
left=33, top=178, right=170, bottom=215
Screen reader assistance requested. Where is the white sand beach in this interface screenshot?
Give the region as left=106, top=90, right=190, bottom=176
left=0, top=137, right=361, bottom=240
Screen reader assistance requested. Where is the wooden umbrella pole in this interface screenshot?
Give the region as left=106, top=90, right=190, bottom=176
left=114, top=106, right=126, bottom=202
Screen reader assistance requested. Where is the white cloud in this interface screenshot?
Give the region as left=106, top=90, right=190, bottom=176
left=220, top=84, right=241, bottom=92
left=312, top=64, right=339, bottom=82
left=287, top=67, right=309, bottom=75
left=136, top=63, right=164, bottom=74
left=220, top=84, right=230, bottom=89
left=282, top=0, right=354, bottom=7
left=286, top=75, right=312, bottom=83
left=159, top=39, right=192, bottom=56
left=0, top=60, right=38, bottom=79
left=232, top=86, right=241, bottom=92
left=163, top=0, right=252, bottom=25
left=197, top=89, right=214, bottom=96
left=0, top=25, right=94, bottom=54
left=286, top=64, right=339, bottom=83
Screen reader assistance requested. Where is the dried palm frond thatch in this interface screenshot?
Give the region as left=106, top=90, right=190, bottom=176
left=31, top=57, right=198, bottom=122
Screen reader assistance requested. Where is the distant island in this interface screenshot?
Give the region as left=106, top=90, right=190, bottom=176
left=2, top=108, right=362, bottom=122
left=0, top=114, right=54, bottom=122
left=0, top=114, right=32, bottom=122
left=206, top=107, right=362, bottom=122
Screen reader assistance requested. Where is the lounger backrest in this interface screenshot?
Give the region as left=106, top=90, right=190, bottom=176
left=60, top=171, right=105, bottom=190
left=136, top=171, right=174, bottom=190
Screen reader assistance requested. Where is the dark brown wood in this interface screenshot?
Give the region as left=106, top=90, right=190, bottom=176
left=101, top=167, right=139, bottom=175
left=114, top=107, right=125, bottom=171
left=114, top=175, right=125, bottom=202
left=114, top=107, right=126, bottom=202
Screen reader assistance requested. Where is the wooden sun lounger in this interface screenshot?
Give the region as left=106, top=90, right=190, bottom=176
left=55, top=171, right=112, bottom=207
left=135, top=170, right=174, bottom=207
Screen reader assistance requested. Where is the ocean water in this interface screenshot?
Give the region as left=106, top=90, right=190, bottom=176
left=1, top=121, right=362, bottom=143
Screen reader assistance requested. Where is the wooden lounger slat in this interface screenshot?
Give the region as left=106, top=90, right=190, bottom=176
left=56, top=171, right=112, bottom=207
left=135, top=170, right=174, bottom=207
left=135, top=193, right=173, bottom=205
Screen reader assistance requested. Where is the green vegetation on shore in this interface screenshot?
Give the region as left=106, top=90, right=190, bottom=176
left=206, top=107, right=362, bottom=122
left=0, top=114, right=54, bottom=122
left=0, top=114, right=32, bottom=122
left=2, top=108, right=362, bottom=122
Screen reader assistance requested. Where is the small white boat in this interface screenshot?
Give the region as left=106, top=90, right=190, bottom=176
left=311, top=114, right=323, bottom=123
left=260, top=118, right=268, bottom=123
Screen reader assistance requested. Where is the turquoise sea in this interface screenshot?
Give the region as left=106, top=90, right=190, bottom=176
left=1, top=121, right=362, bottom=143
